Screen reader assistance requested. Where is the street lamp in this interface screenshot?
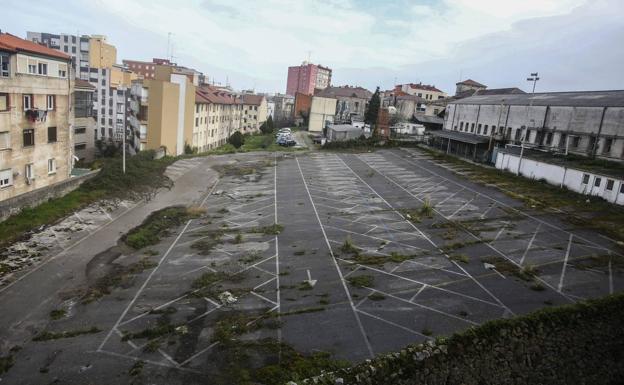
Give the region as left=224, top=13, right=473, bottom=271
left=527, top=72, right=540, bottom=93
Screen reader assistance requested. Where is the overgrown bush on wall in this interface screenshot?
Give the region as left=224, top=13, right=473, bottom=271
left=299, top=293, right=624, bottom=385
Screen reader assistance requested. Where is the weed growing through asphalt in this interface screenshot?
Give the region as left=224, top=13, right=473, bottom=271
left=340, top=235, right=360, bottom=254
left=124, top=206, right=204, bottom=249
left=129, top=361, right=144, bottom=376
left=368, top=292, right=386, bottom=301
left=49, top=309, right=66, bottom=320
left=33, top=326, right=101, bottom=341
left=347, top=275, right=374, bottom=288
left=450, top=254, right=469, bottom=264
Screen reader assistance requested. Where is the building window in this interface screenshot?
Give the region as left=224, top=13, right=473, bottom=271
left=38, top=62, right=48, bottom=75
left=28, top=60, right=37, bottom=74
left=572, top=136, right=580, bottom=148
left=48, top=158, right=57, bottom=174
left=0, top=53, right=9, bottom=77
left=25, top=163, right=35, bottom=181
left=471, top=123, right=475, bottom=133
left=0, top=131, right=9, bottom=150
left=46, top=95, right=55, bottom=110
left=459, top=122, right=464, bottom=131
left=582, top=174, right=590, bottom=184
left=594, top=177, right=602, bottom=187
left=603, top=138, right=613, bottom=154
left=75, top=126, right=86, bottom=134
left=483, top=125, right=488, bottom=135
left=606, top=179, right=614, bottom=191
left=23, top=129, right=35, bottom=147
left=74, top=143, right=87, bottom=151
left=621, top=183, right=624, bottom=194
left=48, top=126, right=57, bottom=143
left=23, top=94, right=33, bottom=110
left=0, top=169, right=12, bottom=188
left=0, top=93, right=8, bottom=111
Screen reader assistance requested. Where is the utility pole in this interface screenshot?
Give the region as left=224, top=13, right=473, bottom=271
left=517, top=73, right=540, bottom=175
left=527, top=72, right=540, bottom=93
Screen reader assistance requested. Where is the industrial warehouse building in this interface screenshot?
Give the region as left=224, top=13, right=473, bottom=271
left=434, top=90, right=624, bottom=163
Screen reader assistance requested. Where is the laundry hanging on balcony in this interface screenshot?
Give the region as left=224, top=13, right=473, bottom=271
left=25, top=109, right=47, bottom=123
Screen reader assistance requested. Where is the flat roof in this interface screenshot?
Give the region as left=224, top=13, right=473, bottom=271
left=498, top=147, right=624, bottom=179
left=430, top=130, right=490, bottom=144
left=451, top=90, right=624, bottom=108
left=329, top=125, right=364, bottom=132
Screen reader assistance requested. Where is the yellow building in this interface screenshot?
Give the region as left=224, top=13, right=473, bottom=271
left=88, top=35, right=117, bottom=69
left=145, top=65, right=196, bottom=155
left=0, top=33, right=72, bottom=202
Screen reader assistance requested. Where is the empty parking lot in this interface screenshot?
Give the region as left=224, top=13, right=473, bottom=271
left=1, top=148, right=622, bottom=384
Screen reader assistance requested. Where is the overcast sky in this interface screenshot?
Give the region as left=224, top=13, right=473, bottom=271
left=4, top=0, right=623, bottom=94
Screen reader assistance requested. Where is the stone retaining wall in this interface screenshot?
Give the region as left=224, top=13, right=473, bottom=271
left=302, top=294, right=624, bottom=385
left=0, top=170, right=99, bottom=222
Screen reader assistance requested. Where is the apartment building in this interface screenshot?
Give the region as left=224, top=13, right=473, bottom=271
left=27, top=32, right=124, bottom=147
left=271, top=93, right=294, bottom=125
left=437, top=90, right=624, bottom=162
left=129, top=79, right=149, bottom=151
left=193, top=86, right=243, bottom=152
left=241, top=94, right=267, bottom=133
left=0, top=33, right=72, bottom=202
left=144, top=64, right=197, bottom=155
left=286, top=61, right=332, bottom=96
left=315, top=86, right=372, bottom=123
left=396, top=83, right=447, bottom=101
left=72, top=79, right=96, bottom=161
left=123, top=58, right=164, bottom=79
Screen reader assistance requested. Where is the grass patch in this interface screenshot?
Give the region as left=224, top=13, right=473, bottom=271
left=340, top=235, right=360, bottom=254
left=33, top=326, right=101, bottom=341
left=49, top=309, right=66, bottom=320
left=347, top=274, right=374, bottom=288
left=129, top=361, right=144, bottom=376
left=254, top=224, right=284, bottom=235
left=481, top=256, right=538, bottom=281
left=421, top=328, right=433, bottom=336
left=0, top=354, right=14, bottom=375
left=450, top=254, right=469, bottom=264
left=418, top=146, right=624, bottom=243
left=368, top=292, right=386, bottom=301
left=123, top=206, right=203, bottom=249
left=233, top=233, right=244, bottom=244
left=530, top=282, right=546, bottom=291
left=0, top=150, right=176, bottom=249
left=81, top=257, right=157, bottom=304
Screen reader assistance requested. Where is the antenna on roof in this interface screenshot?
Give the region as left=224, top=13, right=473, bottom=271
left=458, top=69, right=463, bottom=82
left=166, top=32, right=173, bottom=62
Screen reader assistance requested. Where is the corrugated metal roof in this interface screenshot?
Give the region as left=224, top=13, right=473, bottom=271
left=451, top=90, right=624, bottom=107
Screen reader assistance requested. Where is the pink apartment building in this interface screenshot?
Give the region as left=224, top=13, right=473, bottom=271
left=286, top=62, right=332, bottom=96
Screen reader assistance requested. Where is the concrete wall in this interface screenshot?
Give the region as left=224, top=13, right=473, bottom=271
left=0, top=169, right=98, bottom=222
left=309, top=96, right=337, bottom=133
left=496, top=151, right=624, bottom=205
left=146, top=80, right=180, bottom=155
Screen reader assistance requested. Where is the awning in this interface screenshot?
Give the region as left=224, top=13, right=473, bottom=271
left=430, top=130, right=490, bottom=145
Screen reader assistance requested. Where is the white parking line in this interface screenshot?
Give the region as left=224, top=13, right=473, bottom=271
left=558, top=234, right=573, bottom=293
left=295, top=155, right=375, bottom=358
left=519, top=224, right=541, bottom=266
left=342, top=155, right=515, bottom=314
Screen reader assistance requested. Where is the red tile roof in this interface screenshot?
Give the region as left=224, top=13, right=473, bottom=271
left=0, top=33, right=70, bottom=60
left=456, top=79, right=486, bottom=88
left=196, top=86, right=240, bottom=105
left=407, top=83, right=443, bottom=93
